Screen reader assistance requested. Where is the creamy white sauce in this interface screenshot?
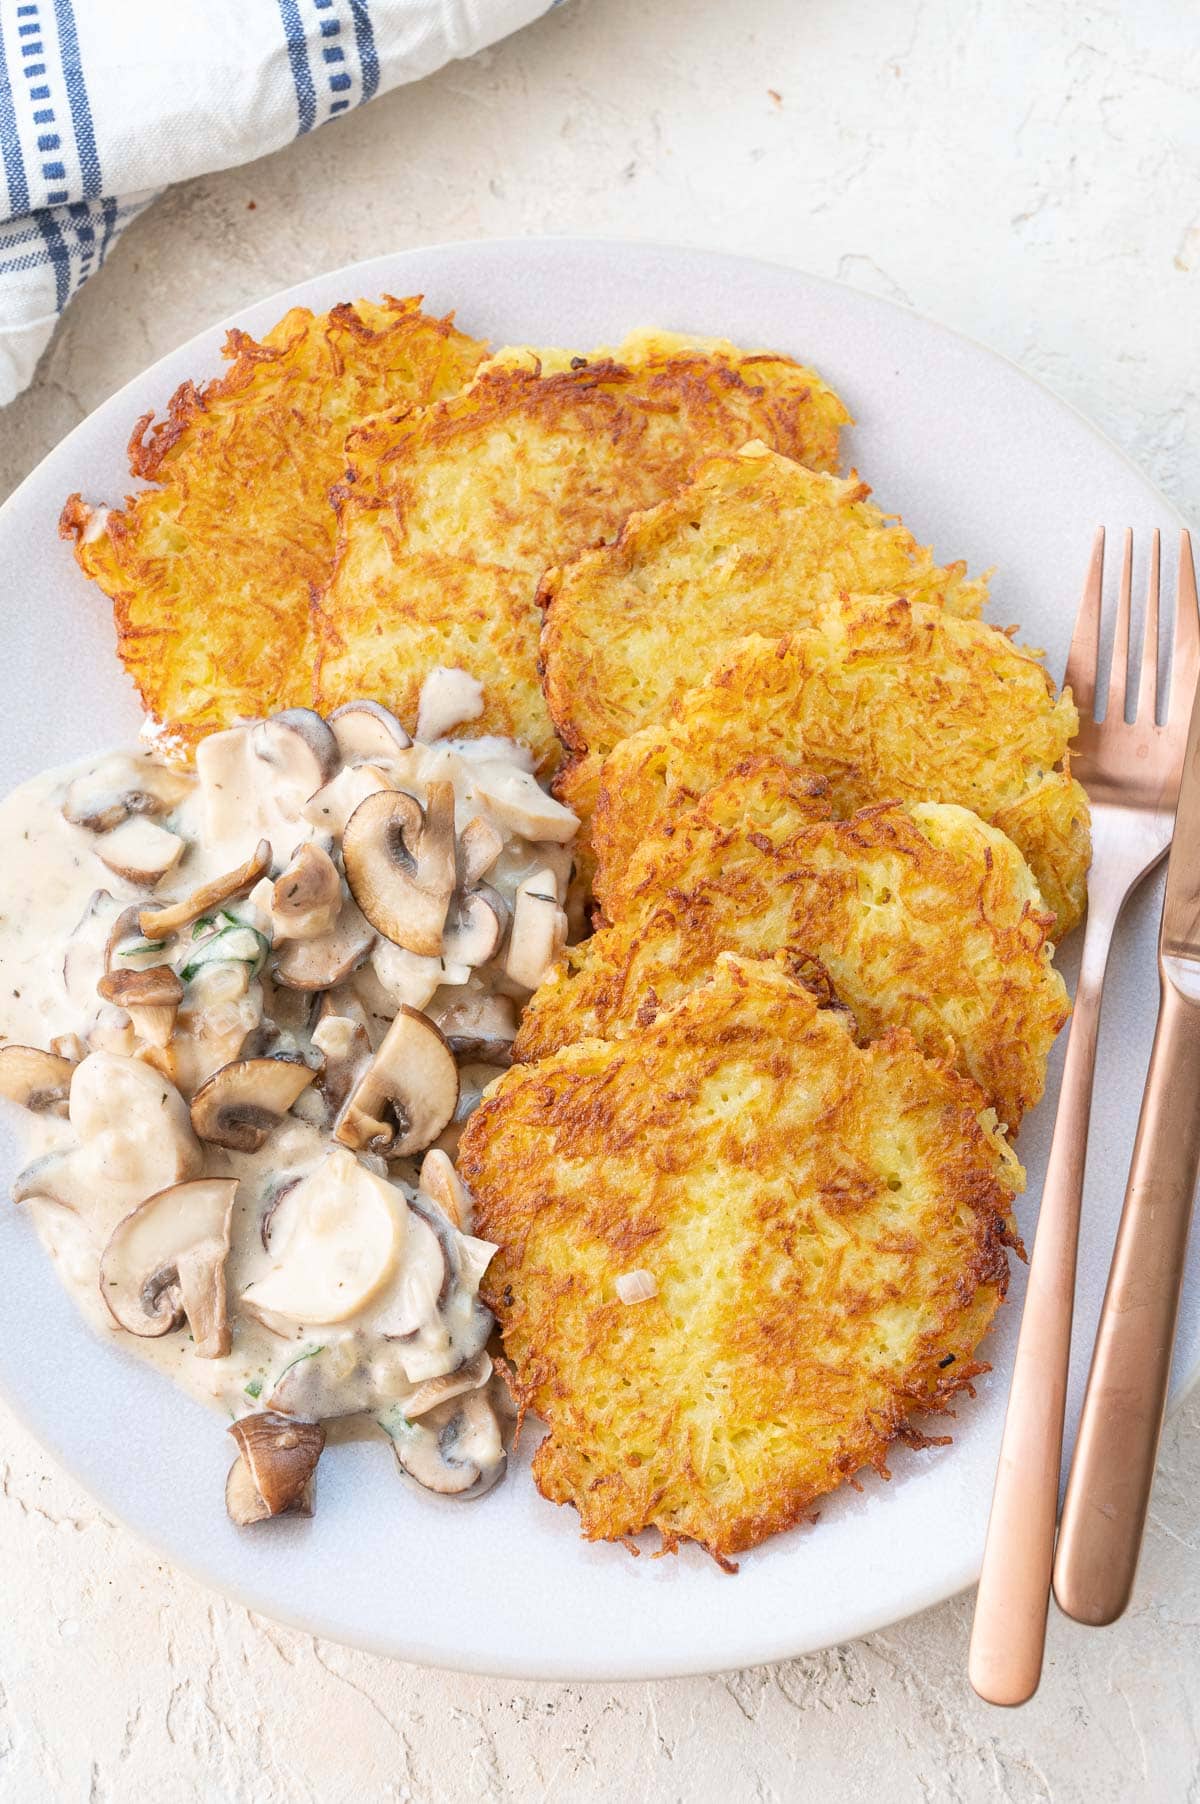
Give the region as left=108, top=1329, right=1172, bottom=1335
left=0, top=691, right=576, bottom=1507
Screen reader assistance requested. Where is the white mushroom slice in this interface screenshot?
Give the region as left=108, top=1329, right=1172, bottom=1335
left=458, top=816, right=504, bottom=886
left=49, top=1032, right=89, bottom=1064
left=63, top=890, right=122, bottom=1010
left=99, top=1176, right=237, bottom=1356
left=403, top=1351, right=493, bottom=1419
left=84, top=1005, right=138, bottom=1060
left=311, top=1012, right=372, bottom=1117
left=431, top=990, right=518, bottom=1064
left=442, top=885, right=508, bottom=968
left=342, top=783, right=456, bottom=957
left=270, top=843, right=342, bottom=942
left=504, top=870, right=569, bottom=991
left=369, top=940, right=445, bottom=1013
left=334, top=1007, right=459, bottom=1158
left=62, top=755, right=192, bottom=834
left=95, top=817, right=185, bottom=888
left=417, top=1147, right=472, bottom=1231
left=328, top=700, right=412, bottom=763
left=12, top=1053, right=203, bottom=1225
left=470, top=764, right=578, bottom=843
left=189, top=1056, right=315, bottom=1152
left=97, top=964, right=184, bottom=1049
left=226, top=1413, right=325, bottom=1525
left=415, top=666, right=485, bottom=743
left=139, top=839, right=271, bottom=940
left=301, top=763, right=395, bottom=838
left=241, top=1146, right=404, bottom=1326
left=391, top=1390, right=505, bottom=1497
left=273, top=899, right=374, bottom=991
left=251, top=710, right=340, bottom=799
left=375, top=1207, right=448, bottom=1338
left=0, top=1044, right=77, bottom=1114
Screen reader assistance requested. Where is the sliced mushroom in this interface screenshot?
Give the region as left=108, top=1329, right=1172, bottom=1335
left=99, top=1176, right=237, bottom=1356
left=62, top=755, right=192, bottom=834
left=241, top=1146, right=404, bottom=1326
left=391, top=1390, right=505, bottom=1498
left=375, top=1206, right=449, bottom=1337
left=458, top=816, right=504, bottom=886
left=301, top=763, right=395, bottom=838
left=334, top=1007, right=459, bottom=1158
left=270, top=843, right=342, bottom=942
left=328, top=700, right=412, bottom=763
left=311, top=1011, right=373, bottom=1117
left=139, top=839, right=271, bottom=939
left=251, top=710, right=340, bottom=796
left=442, top=885, right=508, bottom=967
left=368, top=940, right=446, bottom=1013
left=273, top=898, right=374, bottom=990
left=104, top=902, right=170, bottom=975
left=189, top=1055, right=316, bottom=1153
left=342, top=784, right=456, bottom=957
left=226, top=1412, right=325, bottom=1526
left=504, top=869, right=569, bottom=991
left=470, top=763, right=578, bottom=843
left=49, top=1032, right=89, bottom=1064
left=95, top=816, right=185, bottom=887
left=415, top=666, right=485, bottom=743
left=417, top=1147, right=472, bottom=1231
left=431, top=990, right=518, bottom=1064
left=97, top=965, right=184, bottom=1048
left=0, top=1044, right=77, bottom=1114
left=403, top=1350, right=492, bottom=1419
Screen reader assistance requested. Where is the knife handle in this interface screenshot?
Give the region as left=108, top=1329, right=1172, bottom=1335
left=1054, top=970, right=1200, bottom=1625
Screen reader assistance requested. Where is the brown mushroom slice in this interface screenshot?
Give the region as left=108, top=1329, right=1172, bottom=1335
left=62, top=756, right=192, bottom=834
left=273, top=899, right=375, bottom=991
left=470, top=764, right=578, bottom=843
left=431, top=990, right=517, bottom=1064
left=328, top=700, right=412, bottom=763
left=334, top=1007, right=459, bottom=1158
left=271, top=842, right=342, bottom=942
left=97, top=965, right=184, bottom=1049
left=458, top=815, right=504, bottom=887
left=251, top=710, right=340, bottom=795
left=99, top=1176, right=237, bottom=1356
left=441, top=885, right=508, bottom=968
left=189, top=1056, right=316, bottom=1153
left=0, top=1044, right=77, bottom=1114
left=104, top=902, right=170, bottom=975
left=504, top=869, right=569, bottom=991
left=342, top=784, right=456, bottom=958
left=311, top=1011, right=372, bottom=1117
left=417, top=1147, right=472, bottom=1232
left=415, top=666, right=484, bottom=743
left=226, top=1412, right=325, bottom=1526
left=404, top=1350, right=492, bottom=1419
left=391, top=1390, right=505, bottom=1497
left=95, top=817, right=185, bottom=888
left=140, top=839, right=271, bottom=940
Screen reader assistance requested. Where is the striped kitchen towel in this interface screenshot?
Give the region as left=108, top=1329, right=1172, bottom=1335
left=0, top=0, right=561, bottom=405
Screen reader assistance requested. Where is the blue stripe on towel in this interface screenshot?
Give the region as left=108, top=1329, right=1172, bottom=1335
left=349, top=0, right=379, bottom=102
left=34, top=203, right=68, bottom=307
left=0, top=15, right=31, bottom=217
left=277, top=0, right=317, bottom=134
left=52, top=0, right=102, bottom=197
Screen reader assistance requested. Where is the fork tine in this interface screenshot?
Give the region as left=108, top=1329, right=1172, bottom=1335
left=1065, top=527, right=1105, bottom=717
left=1169, top=531, right=1199, bottom=732
left=1135, top=530, right=1161, bottom=724
left=1106, top=529, right=1133, bottom=723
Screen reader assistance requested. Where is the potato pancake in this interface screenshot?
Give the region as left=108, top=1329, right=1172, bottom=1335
left=591, top=597, right=1091, bottom=936
left=313, top=336, right=849, bottom=771
left=514, top=760, right=1068, bottom=1130
left=460, top=955, right=1023, bottom=1565
left=60, top=297, right=488, bottom=757
left=541, top=440, right=988, bottom=813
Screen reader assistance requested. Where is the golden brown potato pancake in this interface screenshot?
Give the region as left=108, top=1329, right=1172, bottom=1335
left=514, top=760, right=1068, bottom=1130
left=313, top=336, right=849, bottom=771
left=591, top=597, right=1091, bottom=936
left=60, top=296, right=488, bottom=756
left=542, top=439, right=989, bottom=817
left=460, top=955, right=1023, bottom=1565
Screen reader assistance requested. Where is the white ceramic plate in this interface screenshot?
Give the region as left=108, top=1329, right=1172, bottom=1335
left=0, top=239, right=1193, bottom=1680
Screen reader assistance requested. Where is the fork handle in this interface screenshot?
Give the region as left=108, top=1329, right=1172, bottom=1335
left=968, top=900, right=1114, bottom=1706
left=1053, top=971, right=1200, bottom=1624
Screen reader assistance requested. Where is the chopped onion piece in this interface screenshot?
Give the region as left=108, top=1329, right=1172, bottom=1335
left=615, top=1269, right=657, bottom=1305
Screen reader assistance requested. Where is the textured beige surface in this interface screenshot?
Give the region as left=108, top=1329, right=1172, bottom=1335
left=1, top=0, right=1198, bottom=1796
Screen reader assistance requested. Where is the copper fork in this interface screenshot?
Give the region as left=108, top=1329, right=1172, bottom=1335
left=968, top=528, right=1200, bottom=1708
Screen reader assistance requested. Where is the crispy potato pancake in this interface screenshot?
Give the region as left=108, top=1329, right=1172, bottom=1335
left=541, top=440, right=989, bottom=811
left=313, top=335, right=849, bottom=770
left=514, top=760, right=1068, bottom=1130
left=60, top=296, right=488, bottom=756
left=590, top=597, right=1091, bottom=936
left=460, top=956, right=1023, bottom=1564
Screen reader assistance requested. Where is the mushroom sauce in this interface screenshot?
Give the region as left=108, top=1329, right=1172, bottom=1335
left=0, top=672, right=577, bottom=1519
